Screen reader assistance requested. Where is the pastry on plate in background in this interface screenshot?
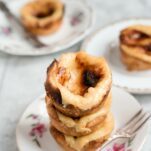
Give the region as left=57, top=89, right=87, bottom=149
left=21, top=0, right=64, bottom=36
left=120, top=25, right=151, bottom=71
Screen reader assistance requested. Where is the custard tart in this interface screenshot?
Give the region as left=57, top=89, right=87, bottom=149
left=21, top=0, right=64, bottom=35
left=45, top=51, right=112, bottom=117
left=120, top=25, right=151, bottom=71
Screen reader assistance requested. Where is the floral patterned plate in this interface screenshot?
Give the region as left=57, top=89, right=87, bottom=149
left=0, top=0, right=94, bottom=56
left=16, top=87, right=148, bottom=151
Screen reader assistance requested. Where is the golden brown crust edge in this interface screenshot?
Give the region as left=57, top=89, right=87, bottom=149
left=51, top=117, right=106, bottom=137
left=45, top=86, right=111, bottom=118
left=120, top=48, right=151, bottom=71
left=45, top=93, right=111, bottom=136
left=26, top=19, right=62, bottom=36
left=50, top=126, right=108, bottom=151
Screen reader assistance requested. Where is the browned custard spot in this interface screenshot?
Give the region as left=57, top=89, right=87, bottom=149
left=57, top=65, right=102, bottom=96
left=128, top=30, right=150, bottom=40
left=120, top=28, right=151, bottom=55
left=120, top=29, right=150, bottom=45
left=83, top=70, right=100, bottom=87
left=34, top=3, right=55, bottom=19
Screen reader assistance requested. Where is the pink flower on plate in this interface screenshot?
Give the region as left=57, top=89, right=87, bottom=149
left=27, top=114, right=38, bottom=119
left=106, top=143, right=127, bottom=151
left=2, top=27, right=12, bottom=35
left=70, top=12, right=83, bottom=26
left=27, top=114, right=47, bottom=147
left=113, top=143, right=125, bottom=151
left=30, top=123, right=46, bottom=137
left=32, top=115, right=38, bottom=119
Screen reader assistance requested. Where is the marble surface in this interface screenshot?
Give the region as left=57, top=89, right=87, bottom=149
left=0, top=0, right=151, bottom=151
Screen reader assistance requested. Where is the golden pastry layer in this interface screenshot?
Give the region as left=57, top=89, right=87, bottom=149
left=26, top=19, right=62, bottom=36
left=46, top=92, right=111, bottom=136
left=50, top=113, right=114, bottom=151
left=120, top=25, right=151, bottom=71
left=121, top=51, right=151, bottom=70
left=21, top=0, right=64, bottom=35
left=45, top=51, right=112, bottom=117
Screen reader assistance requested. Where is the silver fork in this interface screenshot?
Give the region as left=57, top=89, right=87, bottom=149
left=0, top=1, right=45, bottom=48
left=97, top=109, right=151, bottom=151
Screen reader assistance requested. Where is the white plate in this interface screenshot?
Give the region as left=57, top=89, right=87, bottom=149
left=82, top=19, right=151, bottom=94
left=16, top=87, right=148, bottom=151
left=0, top=0, right=94, bottom=56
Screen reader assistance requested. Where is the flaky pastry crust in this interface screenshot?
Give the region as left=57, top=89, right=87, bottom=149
left=50, top=113, right=114, bottom=151
left=46, top=92, right=111, bottom=136
left=120, top=25, right=151, bottom=70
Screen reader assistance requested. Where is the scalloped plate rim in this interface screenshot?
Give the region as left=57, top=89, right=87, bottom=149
left=82, top=18, right=151, bottom=94
left=0, top=0, right=95, bottom=56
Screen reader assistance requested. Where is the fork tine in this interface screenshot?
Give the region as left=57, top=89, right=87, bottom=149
left=128, top=112, right=151, bottom=135
left=124, top=109, right=143, bottom=125
left=117, top=109, right=143, bottom=132
left=122, top=110, right=146, bottom=131
left=97, top=111, right=150, bottom=151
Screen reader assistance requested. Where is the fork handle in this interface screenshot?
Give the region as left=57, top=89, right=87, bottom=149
left=0, top=1, right=44, bottom=47
left=0, top=1, right=25, bottom=31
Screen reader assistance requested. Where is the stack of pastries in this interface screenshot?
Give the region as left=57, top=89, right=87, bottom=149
left=45, top=51, right=114, bottom=151
left=120, top=25, right=151, bottom=71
